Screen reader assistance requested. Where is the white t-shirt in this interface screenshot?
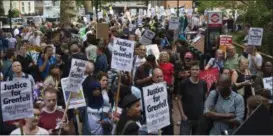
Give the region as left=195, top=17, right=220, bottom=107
left=13, top=29, right=20, bottom=36
left=87, top=107, right=103, bottom=135
left=102, top=89, right=111, bottom=112
left=248, top=53, right=263, bottom=74
left=10, top=127, right=49, bottom=135
left=28, top=35, right=41, bottom=46
left=6, top=37, right=17, bottom=49
left=132, top=56, right=146, bottom=80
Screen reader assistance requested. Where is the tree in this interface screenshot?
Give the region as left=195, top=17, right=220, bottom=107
left=0, top=1, right=4, bottom=16
left=11, top=9, right=20, bottom=17
left=60, top=0, right=78, bottom=26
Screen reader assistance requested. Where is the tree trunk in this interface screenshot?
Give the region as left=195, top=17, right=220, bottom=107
left=84, top=0, right=92, bottom=13
left=60, top=0, right=77, bottom=27
left=0, top=1, right=4, bottom=16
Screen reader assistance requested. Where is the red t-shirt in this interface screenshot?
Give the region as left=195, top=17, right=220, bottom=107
left=159, top=62, right=174, bottom=85
left=38, top=108, right=64, bottom=131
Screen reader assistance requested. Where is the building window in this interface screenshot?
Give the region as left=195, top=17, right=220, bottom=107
left=28, top=2, right=31, bottom=12
left=22, top=2, right=25, bottom=13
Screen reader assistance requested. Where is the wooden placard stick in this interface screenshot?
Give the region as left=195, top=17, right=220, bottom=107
left=58, top=92, right=72, bottom=135
left=115, top=72, right=122, bottom=112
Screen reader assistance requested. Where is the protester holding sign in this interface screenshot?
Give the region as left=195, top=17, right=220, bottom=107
left=37, top=46, right=56, bottom=80
left=246, top=46, right=263, bottom=75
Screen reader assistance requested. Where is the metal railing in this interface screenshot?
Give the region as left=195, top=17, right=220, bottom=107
left=232, top=42, right=273, bottom=61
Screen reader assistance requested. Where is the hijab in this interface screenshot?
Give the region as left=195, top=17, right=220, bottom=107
left=87, top=81, right=103, bottom=109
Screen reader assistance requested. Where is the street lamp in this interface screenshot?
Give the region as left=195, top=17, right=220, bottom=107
left=8, top=0, right=12, bottom=33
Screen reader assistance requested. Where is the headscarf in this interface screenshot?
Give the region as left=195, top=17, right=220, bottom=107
left=87, top=81, right=103, bottom=109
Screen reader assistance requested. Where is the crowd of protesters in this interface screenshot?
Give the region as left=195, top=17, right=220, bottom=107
left=0, top=9, right=272, bottom=135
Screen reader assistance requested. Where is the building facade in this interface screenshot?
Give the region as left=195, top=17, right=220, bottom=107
left=3, top=1, right=35, bottom=15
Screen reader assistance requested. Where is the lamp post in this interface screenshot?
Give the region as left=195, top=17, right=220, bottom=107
left=8, top=0, right=12, bottom=33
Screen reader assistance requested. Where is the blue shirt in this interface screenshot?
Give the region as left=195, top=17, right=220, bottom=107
left=37, top=56, right=56, bottom=79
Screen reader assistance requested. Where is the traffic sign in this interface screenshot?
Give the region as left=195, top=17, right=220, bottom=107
left=208, top=12, right=223, bottom=27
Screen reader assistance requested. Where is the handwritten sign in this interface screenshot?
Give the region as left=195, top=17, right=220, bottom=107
left=143, top=82, right=170, bottom=133
left=111, top=38, right=135, bottom=72
left=68, top=59, right=87, bottom=92
left=248, top=27, right=263, bottom=46
left=219, top=35, right=232, bottom=53
left=1, top=80, right=33, bottom=121
left=61, top=78, right=86, bottom=109
left=139, top=30, right=155, bottom=45
left=199, top=68, right=219, bottom=94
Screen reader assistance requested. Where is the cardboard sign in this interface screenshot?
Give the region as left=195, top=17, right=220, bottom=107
left=111, top=38, right=135, bottom=72
left=247, top=27, right=263, bottom=46
left=142, top=82, right=170, bottom=133
left=208, top=12, right=223, bottom=27
left=1, top=80, right=33, bottom=121
left=219, top=35, right=232, bottom=52
left=146, top=44, right=160, bottom=60
left=199, top=68, right=219, bottom=93
left=263, top=77, right=272, bottom=103
left=139, top=30, right=155, bottom=45
left=169, top=17, right=180, bottom=30
left=68, top=59, right=88, bottom=92
left=61, top=78, right=86, bottom=109
left=96, top=23, right=109, bottom=40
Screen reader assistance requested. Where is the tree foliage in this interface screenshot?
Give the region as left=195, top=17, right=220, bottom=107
left=197, top=0, right=273, bottom=55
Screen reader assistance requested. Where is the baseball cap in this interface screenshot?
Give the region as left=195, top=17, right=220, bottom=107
left=184, top=52, right=194, bottom=59
left=121, top=94, right=140, bottom=109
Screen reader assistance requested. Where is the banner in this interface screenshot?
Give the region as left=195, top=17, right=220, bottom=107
left=1, top=80, right=33, bottom=121
left=142, top=82, right=170, bottom=133
left=263, top=77, right=272, bottom=103
left=61, top=78, right=86, bottom=109
left=146, top=44, right=160, bottom=60
left=169, top=17, right=179, bottom=30
left=68, top=58, right=87, bottom=92
left=139, top=30, right=155, bottom=45
left=111, top=38, right=135, bottom=72
left=199, top=68, right=219, bottom=93
left=248, top=27, right=263, bottom=46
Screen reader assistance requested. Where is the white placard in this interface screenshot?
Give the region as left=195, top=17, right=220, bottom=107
left=111, top=38, right=135, bottom=72
left=131, top=9, right=137, bottom=16
left=68, top=59, right=87, bottom=92
left=263, top=77, right=272, bottom=103
left=151, top=8, right=155, bottom=17
left=146, top=44, right=160, bottom=60
left=61, top=78, right=86, bottom=109
left=98, top=12, right=103, bottom=19
left=143, top=82, right=170, bottom=133
left=247, top=27, right=263, bottom=46
left=170, top=8, right=175, bottom=14
left=139, top=30, right=155, bottom=45
left=1, top=80, right=33, bottom=121
left=169, top=17, right=180, bottom=30
left=138, top=15, right=142, bottom=25
left=187, top=9, right=193, bottom=16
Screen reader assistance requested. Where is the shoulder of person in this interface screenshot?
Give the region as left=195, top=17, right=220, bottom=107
left=124, top=122, right=139, bottom=134
left=232, top=91, right=244, bottom=101
left=38, top=127, right=49, bottom=134
left=181, top=78, right=190, bottom=84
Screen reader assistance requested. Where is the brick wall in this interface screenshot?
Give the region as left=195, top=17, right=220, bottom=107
left=164, top=1, right=193, bottom=9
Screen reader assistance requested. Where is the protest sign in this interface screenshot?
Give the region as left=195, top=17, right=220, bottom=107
left=139, top=30, right=155, bottom=45
left=111, top=38, right=135, bottom=72
left=219, top=35, right=232, bottom=53
left=143, top=82, right=170, bottom=133
left=248, top=27, right=263, bottom=46
left=146, top=44, right=160, bottom=60
left=169, top=17, right=180, bottom=30
left=199, top=68, right=219, bottom=94
left=263, top=77, right=272, bottom=102
left=96, top=23, right=109, bottom=40
left=1, top=80, right=33, bottom=121
left=151, top=8, right=156, bottom=17
left=61, top=78, right=86, bottom=109
left=68, top=58, right=87, bottom=92
left=170, top=8, right=175, bottom=14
